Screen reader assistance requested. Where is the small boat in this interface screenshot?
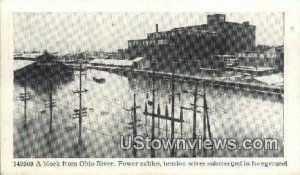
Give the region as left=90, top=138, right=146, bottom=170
left=93, top=77, right=106, bottom=83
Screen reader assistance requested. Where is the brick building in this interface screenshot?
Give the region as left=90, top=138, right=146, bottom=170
left=123, top=14, right=256, bottom=71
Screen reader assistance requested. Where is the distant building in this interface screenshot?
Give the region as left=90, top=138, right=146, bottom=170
left=92, top=51, right=105, bottom=58
left=255, top=45, right=272, bottom=52
left=117, top=49, right=131, bottom=60
left=211, top=54, right=238, bottom=68
left=14, top=51, right=74, bottom=89
left=104, top=52, right=117, bottom=59
left=90, top=58, right=133, bottom=68
left=14, top=52, right=43, bottom=60
left=124, top=14, right=256, bottom=71
left=238, top=50, right=265, bottom=67
left=132, top=57, right=150, bottom=69
left=90, top=57, right=150, bottom=69
left=36, top=51, right=58, bottom=64
left=274, top=45, right=284, bottom=71
left=237, top=45, right=284, bottom=71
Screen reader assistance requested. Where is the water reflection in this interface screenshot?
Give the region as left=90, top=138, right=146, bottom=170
left=14, top=67, right=284, bottom=158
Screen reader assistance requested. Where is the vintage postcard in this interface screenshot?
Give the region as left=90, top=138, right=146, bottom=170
left=1, top=0, right=300, bottom=175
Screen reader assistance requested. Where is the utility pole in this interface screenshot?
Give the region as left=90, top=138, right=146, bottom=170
left=19, top=82, right=33, bottom=128
left=79, top=63, right=83, bottom=144
left=144, top=101, right=184, bottom=157
left=180, top=107, right=183, bottom=136
left=182, top=83, right=213, bottom=157
left=23, top=83, right=28, bottom=128
left=84, top=51, right=88, bottom=79
left=124, top=93, right=141, bottom=157
left=49, top=90, right=53, bottom=132
left=192, top=83, right=198, bottom=157
left=44, top=85, right=56, bottom=133
left=44, top=84, right=56, bottom=154
left=170, top=70, right=175, bottom=157
left=144, top=101, right=148, bottom=125
left=163, top=63, right=181, bottom=157
left=165, top=105, right=169, bottom=137
left=157, top=104, right=161, bottom=137
left=169, top=65, right=181, bottom=157
left=144, top=62, right=184, bottom=157
left=73, top=62, right=88, bottom=146
left=132, top=93, right=138, bottom=157
left=202, top=85, right=213, bottom=157
left=180, top=82, right=203, bottom=157
left=151, top=68, right=156, bottom=158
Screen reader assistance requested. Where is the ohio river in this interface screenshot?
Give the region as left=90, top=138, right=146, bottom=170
left=13, top=67, right=283, bottom=158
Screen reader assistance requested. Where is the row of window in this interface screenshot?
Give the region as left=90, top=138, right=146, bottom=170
left=238, top=52, right=277, bottom=58
left=128, top=39, right=168, bottom=47
left=147, top=29, right=215, bottom=39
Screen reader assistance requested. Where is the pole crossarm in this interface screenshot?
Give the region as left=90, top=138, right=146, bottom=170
left=181, top=106, right=202, bottom=113
left=144, top=112, right=184, bottom=123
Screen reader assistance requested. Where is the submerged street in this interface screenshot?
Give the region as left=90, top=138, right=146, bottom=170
left=13, top=62, right=283, bottom=158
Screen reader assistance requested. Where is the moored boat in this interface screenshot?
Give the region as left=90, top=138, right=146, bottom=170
left=93, top=77, right=105, bottom=83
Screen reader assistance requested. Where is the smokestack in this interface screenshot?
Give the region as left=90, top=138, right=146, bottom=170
left=156, top=24, right=158, bottom=33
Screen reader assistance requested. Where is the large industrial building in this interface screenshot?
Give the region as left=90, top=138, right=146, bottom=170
left=120, top=14, right=256, bottom=72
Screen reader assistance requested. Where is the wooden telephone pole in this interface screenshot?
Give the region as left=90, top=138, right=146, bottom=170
left=19, top=82, right=33, bottom=128
left=169, top=64, right=182, bottom=157
left=49, top=90, right=53, bottom=132
left=44, top=86, right=57, bottom=133
left=202, top=86, right=213, bottom=157
left=133, top=94, right=138, bottom=157
left=124, top=93, right=141, bottom=157
left=151, top=68, right=156, bottom=157
left=170, top=70, right=175, bottom=157
left=73, top=62, right=88, bottom=145
left=183, top=83, right=213, bottom=157
left=165, top=105, right=169, bottom=137
left=144, top=64, right=184, bottom=157
left=192, top=83, right=199, bottom=157
left=169, top=62, right=183, bottom=157
left=181, top=82, right=214, bottom=157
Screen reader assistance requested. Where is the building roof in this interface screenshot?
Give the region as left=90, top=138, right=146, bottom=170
left=13, top=60, right=35, bottom=71
left=36, top=51, right=58, bottom=62
left=254, top=73, right=284, bottom=86
left=132, top=57, right=144, bottom=62
left=90, top=58, right=133, bottom=66
left=14, top=52, right=43, bottom=59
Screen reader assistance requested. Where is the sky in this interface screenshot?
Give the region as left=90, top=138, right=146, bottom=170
left=13, top=12, right=284, bottom=53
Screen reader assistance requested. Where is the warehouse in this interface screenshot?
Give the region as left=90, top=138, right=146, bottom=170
left=124, top=14, right=256, bottom=72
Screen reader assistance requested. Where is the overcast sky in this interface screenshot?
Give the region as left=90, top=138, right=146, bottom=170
left=13, top=12, right=284, bottom=53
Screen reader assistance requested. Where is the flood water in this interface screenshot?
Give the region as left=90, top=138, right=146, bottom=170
left=13, top=64, right=284, bottom=158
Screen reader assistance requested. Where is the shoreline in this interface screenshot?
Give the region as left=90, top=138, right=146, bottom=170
left=87, top=65, right=284, bottom=96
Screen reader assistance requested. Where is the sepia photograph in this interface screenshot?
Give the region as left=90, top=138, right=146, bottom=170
left=13, top=12, right=284, bottom=158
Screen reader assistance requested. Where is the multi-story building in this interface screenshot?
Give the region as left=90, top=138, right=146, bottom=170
left=124, top=14, right=256, bottom=71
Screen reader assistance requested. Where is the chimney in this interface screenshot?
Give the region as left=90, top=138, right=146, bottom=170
left=156, top=24, right=158, bottom=33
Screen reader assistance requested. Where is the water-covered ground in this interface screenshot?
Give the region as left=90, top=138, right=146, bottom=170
left=13, top=64, right=283, bottom=158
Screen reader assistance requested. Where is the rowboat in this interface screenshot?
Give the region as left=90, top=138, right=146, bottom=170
left=93, top=77, right=105, bottom=84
